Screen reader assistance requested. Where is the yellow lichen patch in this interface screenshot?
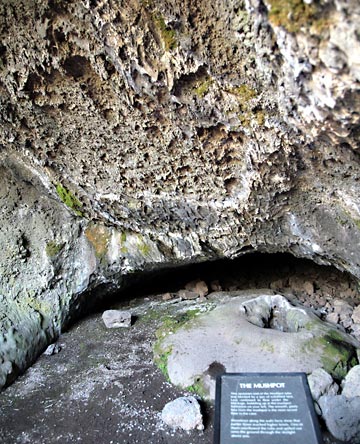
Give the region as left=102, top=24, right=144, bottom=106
left=20, top=295, right=53, bottom=317
left=85, top=224, right=110, bottom=258
left=310, top=16, right=333, bottom=34
left=260, top=339, right=275, bottom=353
left=137, top=234, right=151, bottom=256
left=231, top=84, right=257, bottom=102
left=193, top=79, right=213, bottom=98
left=45, top=241, right=64, bottom=258
left=266, top=0, right=319, bottom=33
left=120, top=231, right=128, bottom=254
left=226, top=84, right=267, bottom=128
left=153, top=13, right=177, bottom=51
left=237, top=108, right=266, bottom=128
left=255, top=110, right=266, bottom=126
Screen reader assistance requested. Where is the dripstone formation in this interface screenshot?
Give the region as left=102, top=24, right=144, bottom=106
left=1, top=0, right=360, bottom=387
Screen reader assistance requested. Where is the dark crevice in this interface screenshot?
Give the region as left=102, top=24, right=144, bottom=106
left=63, top=55, right=90, bottom=79
left=66, top=252, right=359, bottom=330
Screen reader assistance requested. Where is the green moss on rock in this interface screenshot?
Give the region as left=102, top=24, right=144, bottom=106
left=152, top=309, right=201, bottom=380
left=137, top=234, right=151, bottom=256
left=22, top=295, right=52, bottom=318
left=153, top=344, right=172, bottom=380
left=121, top=232, right=127, bottom=243
left=119, top=232, right=128, bottom=254
left=155, top=309, right=201, bottom=339
left=153, top=13, right=177, bottom=51
left=45, top=241, right=64, bottom=258
left=303, top=330, right=358, bottom=381
left=228, top=85, right=267, bottom=128
left=231, top=84, right=257, bottom=102
left=186, top=377, right=208, bottom=399
left=353, top=219, right=360, bottom=230
left=194, top=79, right=213, bottom=98
left=266, top=0, right=327, bottom=34
left=56, top=183, right=83, bottom=217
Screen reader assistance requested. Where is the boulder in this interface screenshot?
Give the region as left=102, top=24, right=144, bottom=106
left=351, top=324, right=360, bottom=342
left=102, top=310, right=132, bottom=328
left=342, top=365, right=360, bottom=398
left=161, top=396, right=203, bottom=431
left=333, top=299, right=353, bottom=321
left=318, top=395, right=360, bottom=443
left=154, top=293, right=360, bottom=399
left=325, top=312, right=339, bottom=325
left=184, top=280, right=209, bottom=298
left=307, top=368, right=339, bottom=402
left=178, top=290, right=199, bottom=300
left=352, top=306, right=360, bottom=325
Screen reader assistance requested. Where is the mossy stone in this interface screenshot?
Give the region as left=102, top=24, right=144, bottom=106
left=45, top=241, right=64, bottom=258
left=55, top=183, right=83, bottom=217
left=153, top=13, right=177, bottom=51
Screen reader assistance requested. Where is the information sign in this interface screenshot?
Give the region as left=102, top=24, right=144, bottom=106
left=214, top=373, right=322, bottom=444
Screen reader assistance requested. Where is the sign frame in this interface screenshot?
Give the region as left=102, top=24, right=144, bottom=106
left=214, top=372, right=323, bottom=444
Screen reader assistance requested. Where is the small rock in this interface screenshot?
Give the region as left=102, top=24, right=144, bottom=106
left=342, top=287, right=357, bottom=298
left=178, top=289, right=199, bottom=300
left=185, top=279, right=208, bottom=298
left=351, top=324, right=360, bottom=341
left=162, top=292, right=173, bottom=301
left=326, top=312, right=339, bottom=325
left=269, top=279, right=284, bottom=290
left=161, top=396, right=203, bottom=431
left=308, top=368, right=339, bottom=402
left=43, top=343, right=62, bottom=356
left=352, top=305, right=360, bottom=324
left=0, top=361, right=13, bottom=387
left=289, top=276, right=313, bottom=294
left=322, top=285, right=335, bottom=297
left=340, top=317, right=353, bottom=329
left=333, top=299, right=353, bottom=319
left=318, top=395, right=360, bottom=443
left=303, top=281, right=314, bottom=295
left=341, top=365, right=360, bottom=398
left=210, top=280, right=222, bottom=292
left=102, top=310, right=132, bottom=328
left=314, top=292, right=326, bottom=307
left=324, top=301, right=333, bottom=311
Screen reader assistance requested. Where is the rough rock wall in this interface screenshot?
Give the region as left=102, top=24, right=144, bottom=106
left=1, top=0, right=360, bottom=387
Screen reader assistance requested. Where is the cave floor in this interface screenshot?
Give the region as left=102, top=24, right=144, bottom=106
left=0, top=256, right=358, bottom=444
left=0, top=295, right=216, bottom=444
